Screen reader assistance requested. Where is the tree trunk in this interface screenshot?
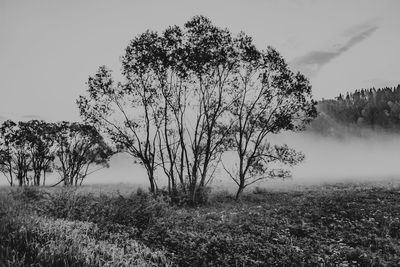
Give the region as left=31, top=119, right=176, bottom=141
left=189, top=173, right=198, bottom=204
left=235, top=175, right=246, bottom=201
left=8, top=167, right=13, bottom=187
left=235, top=186, right=245, bottom=201
left=34, top=171, right=41, bottom=186
left=235, top=155, right=246, bottom=201
left=64, top=175, right=69, bottom=186
left=147, top=168, right=156, bottom=194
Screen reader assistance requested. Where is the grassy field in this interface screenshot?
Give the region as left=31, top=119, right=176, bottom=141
left=1, top=181, right=400, bottom=266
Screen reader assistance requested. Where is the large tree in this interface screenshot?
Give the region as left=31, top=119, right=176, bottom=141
left=78, top=16, right=316, bottom=202
left=78, top=16, right=241, bottom=201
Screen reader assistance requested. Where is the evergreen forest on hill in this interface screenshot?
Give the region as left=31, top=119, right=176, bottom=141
left=308, top=85, right=400, bottom=136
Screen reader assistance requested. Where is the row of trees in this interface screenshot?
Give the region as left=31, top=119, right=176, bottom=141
left=0, top=120, right=113, bottom=187
left=309, top=85, right=400, bottom=135
left=77, top=16, right=316, bottom=201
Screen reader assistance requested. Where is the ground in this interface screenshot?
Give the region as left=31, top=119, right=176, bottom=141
left=1, top=181, right=400, bottom=266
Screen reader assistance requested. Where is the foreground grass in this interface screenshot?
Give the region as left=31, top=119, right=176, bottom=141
left=1, top=182, right=400, bottom=266
left=0, top=188, right=170, bottom=266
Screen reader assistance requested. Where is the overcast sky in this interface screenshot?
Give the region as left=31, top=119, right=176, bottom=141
left=1, top=0, right=399, bottom=122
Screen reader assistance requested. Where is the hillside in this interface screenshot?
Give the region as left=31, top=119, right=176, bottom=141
left=307, top=85, right=400, bottom=137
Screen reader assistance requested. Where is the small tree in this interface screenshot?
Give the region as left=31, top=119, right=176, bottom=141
left=0, top=120, right=31, bottom=186
left=23, top=120, right=56, bottom=186
left=53, top=122, right=113, bottom=186
left=0, top=142, right=14, bottom=186
left=77, top=64, right=162, bottom=192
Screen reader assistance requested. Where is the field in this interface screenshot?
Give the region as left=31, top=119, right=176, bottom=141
left=1, top=181, right=400, bottom=266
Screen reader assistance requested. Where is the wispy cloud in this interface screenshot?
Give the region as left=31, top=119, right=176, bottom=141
left=291, top=19, right=380, bottom=77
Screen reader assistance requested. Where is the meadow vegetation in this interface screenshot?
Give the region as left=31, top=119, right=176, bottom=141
left=1, top=182, right=400, bottom=266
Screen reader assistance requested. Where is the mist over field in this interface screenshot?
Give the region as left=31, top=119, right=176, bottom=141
left=103, top=131, right=400, bottom=189
left=276, top=131, right=400, bottom=184
left=3, top=131, right=397, bottom=188
left=83, top=131, right=400, bottom=187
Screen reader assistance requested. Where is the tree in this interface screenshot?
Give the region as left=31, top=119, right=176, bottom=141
left=78, top=16, right=241, bottom=202
left=223, top=38, right=316, bottom=200
left=53, top=122, right=113, bottom=186
left=0, top=138, right=14, bottom=186
left=151, top=16, right=241, bottom=202
left=23, top=120, right=56, bottom=186
left=0, top=120, right=31, bottom=186
left=78, top=16, right=316, bottom=203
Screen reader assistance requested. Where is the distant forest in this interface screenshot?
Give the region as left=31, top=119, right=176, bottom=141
left=308, top=84, right=400, bottom=136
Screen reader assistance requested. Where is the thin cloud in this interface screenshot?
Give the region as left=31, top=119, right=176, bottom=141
left=291, top=19, right=380, bottom=77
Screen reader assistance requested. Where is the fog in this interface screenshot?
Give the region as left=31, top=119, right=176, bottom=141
left=1, top=132, right=400, bottom=188
left=270, top=131, right=400, bottom=186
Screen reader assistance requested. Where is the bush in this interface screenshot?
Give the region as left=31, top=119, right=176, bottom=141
left=155, top=186, right=212, bottom=206
left=253, top=186, right=269, bottom=195
left=43, top=189, right=168, bottom=235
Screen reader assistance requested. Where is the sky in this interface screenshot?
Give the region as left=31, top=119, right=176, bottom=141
left=1, top=0, right=400, bottom=122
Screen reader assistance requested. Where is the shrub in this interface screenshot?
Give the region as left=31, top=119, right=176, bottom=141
left=42, top=189, right=168, bottom=235
left=253, top=186, right=269, bottom=195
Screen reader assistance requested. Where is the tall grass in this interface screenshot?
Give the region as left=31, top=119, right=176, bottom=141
left=0, top=187, right=171, bottom=266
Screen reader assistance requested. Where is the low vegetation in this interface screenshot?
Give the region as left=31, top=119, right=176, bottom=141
left=1, top=182, right=400, bottom=266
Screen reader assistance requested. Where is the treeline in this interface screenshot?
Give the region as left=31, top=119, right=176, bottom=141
left=309, top=85, right=400, bottom=135
left=0, top=120, right=113, bottom=187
